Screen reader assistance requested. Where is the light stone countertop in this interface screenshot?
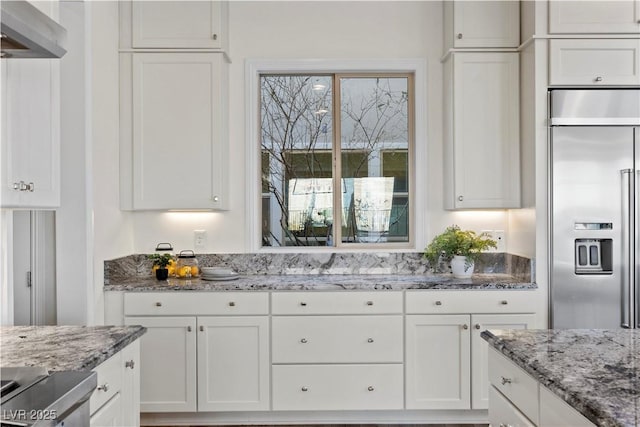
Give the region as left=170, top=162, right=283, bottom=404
left=482, top=329, right=640, bottom=427
left=104, top=273, right=536, bottom=292
left=0, top=325, right=146, bottom=372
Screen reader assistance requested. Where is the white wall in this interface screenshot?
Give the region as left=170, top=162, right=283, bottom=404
left=124, top=1, right=511, bottom=254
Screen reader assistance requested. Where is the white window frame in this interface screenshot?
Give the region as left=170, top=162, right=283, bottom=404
left=245, top=59, right=428, bottom=252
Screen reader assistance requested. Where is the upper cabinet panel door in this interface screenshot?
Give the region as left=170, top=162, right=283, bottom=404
left=549, top=0, right=640, bottom=34
left=1, top=59, right=60, bottom=209
left=451, top=1, right=520, bottom=48
left=132, top=1, right=224, bottom=49
left=130, top=53, right=227, bottom=210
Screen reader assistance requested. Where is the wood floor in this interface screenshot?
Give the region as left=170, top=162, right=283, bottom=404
left=157, top=424, right=489, bottom=427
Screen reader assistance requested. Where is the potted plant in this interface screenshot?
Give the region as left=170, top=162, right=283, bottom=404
left=148, top=253, right=173, bottom=280
left=424, top=225, right=497, bottom=278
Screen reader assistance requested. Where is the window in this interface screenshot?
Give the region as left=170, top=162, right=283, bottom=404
left=260, top=73, right=413, bottom=248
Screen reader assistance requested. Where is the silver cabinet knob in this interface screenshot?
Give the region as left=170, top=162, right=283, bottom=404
left=594, top=76, right=603, bottom=82
left=228, top=301, right=235, bottom=306
left=125, top=360, right=135, bottom=369
left=25, top=182, right=34, bottom=192
left=367, top=386, right=375, bottom=391
left=155, top=302, right=162, bottom=307
left=300, top=338, right=308, bottom=343
left=458, top=195, right=463, bottom=201
left=501, top=376, right=512, bottom=385
left=367, top=338, right=374, bottom=343
left=475, top=324, right=481, bottom=330
left=97, top=383, right=109, bottom=392
left=200, top=325, right=205, bottom=332
left=500, top=300, right=508, bottom=305
left=366, top=301, right=373, bottom=306
left=213, top=34, right=218, bottom=41
left=213, top=196, right=219, bottom=202
left=462, top=324, right=469, bottom=330
left=435, top=300, right=443, bottom=306
left=187, top=326, right=192, bottom=332
left=457, top=33, right=463, bottom=39
left=300, top=302, right=307, bottom=306
left=12, top=182, right=19, bottom=190
left=301, top=386, right=308, bottom=392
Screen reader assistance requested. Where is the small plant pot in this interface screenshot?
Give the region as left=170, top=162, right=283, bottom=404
left=451, top=256, right=474, bottom=279
left=155, top=268, right=169, bottom=281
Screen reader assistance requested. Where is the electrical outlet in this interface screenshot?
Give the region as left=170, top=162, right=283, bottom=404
left=494, top=230, right=506, bottom=252
left=194, top=230, right=207, bottom=250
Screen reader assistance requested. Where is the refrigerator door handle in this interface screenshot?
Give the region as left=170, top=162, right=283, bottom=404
left=621, top=169, right=634, bottom=328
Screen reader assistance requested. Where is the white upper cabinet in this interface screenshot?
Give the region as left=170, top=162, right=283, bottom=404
left=444, top=1, right=520, bottom=49
left=549, top=0, right=640, bottom=34
left=120, top=52, right=228, bottom=210
left=121, top=1, right=228, bottom=50
left=444, top=52, right=521, bottom=210
left=1, top=59, right=60, bottom=209
left=549, top=39, right=640, bottom=86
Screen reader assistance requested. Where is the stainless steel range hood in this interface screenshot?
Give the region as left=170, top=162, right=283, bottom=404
left=1, top=0, right=67, bottom=58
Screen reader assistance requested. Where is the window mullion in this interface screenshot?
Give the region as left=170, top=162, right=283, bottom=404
left=332, top=74, right=342, bottom=247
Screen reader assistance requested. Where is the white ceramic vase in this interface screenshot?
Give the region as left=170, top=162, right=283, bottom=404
left=450, top=255, right=474, bottom=278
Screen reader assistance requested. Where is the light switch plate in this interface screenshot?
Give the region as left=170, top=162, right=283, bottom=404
left=194, top=230, right=207, bottom=250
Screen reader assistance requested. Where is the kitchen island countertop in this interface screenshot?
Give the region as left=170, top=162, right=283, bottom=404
left=104, top=273, right=536, bottom=292
left=482, top=329, right=640, bottom=427
left=0, top=325, right=146, bottom=372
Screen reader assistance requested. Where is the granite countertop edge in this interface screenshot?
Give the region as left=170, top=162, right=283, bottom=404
left=103, top=274, right=537, bottom=292
left=0, top=325, right=147, bottom=372
left=481, top=330, right=627, bottom=427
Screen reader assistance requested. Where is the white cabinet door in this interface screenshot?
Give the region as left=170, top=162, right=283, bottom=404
left=549, top=0, right=640, bottom=34
left=405, top=314, right=471, bottom=409
left=549, top=39, right=640, bottom=86
left=449, top=1, right=520, bottom=48
left=197, top=316, right=270, bottom=411
left=90, top=393, right=123, bottom=427
left=445, top=52, right=520, bottom=209
left=121, top=340, right=141, bottom=427
left=131, top=1, right=225, bottom=49
left=488, top=386, right=535, bottom=427
left=125, top=316, right=197, bottom=412
left=1, top=59, right=60, bottom=208
left=122, top=52, right=228, bottom=210
left=471, top=313, right=536, bottom=410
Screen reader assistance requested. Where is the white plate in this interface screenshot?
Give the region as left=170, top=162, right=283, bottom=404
left=201, top=275, right=240, bottom=281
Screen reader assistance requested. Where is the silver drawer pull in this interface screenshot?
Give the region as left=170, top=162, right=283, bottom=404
left=367, top=338, right=374, bottom=343
left=500, top=300, right=508, bottom=305
left=228, top=301, right=236, bottom=307
left=155, top=302, right=162, bottom=307
left=125, top=360, right=135, bottom=369
left=187, top=326, right=192, bottom=332
left=435, top=300, right=442, bottom=306
left=301, top=386, right=308, bottom=392
left=501, top=376, right=512, bottom=385
left=97, top=383, right=109, bottom=392
left=475, top=324, right=481, bottom=330
left=200, top=326, right=204, bottom=332
left=300, top=302, right=307, bottom=306
left=457, top=33, right=463, bottom=39
left=300, top=338, right=308, bottom=343
left=594, top=76, right=603, bottom=82
left=367, top=386, right=374, bottom=391
left=366, top=301, right=373, bottom=306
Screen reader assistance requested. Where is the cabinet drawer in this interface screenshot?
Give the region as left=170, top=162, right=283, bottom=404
left=405, top=290, right=534, bottom=314
left=489, top=385, right=535, bottom=427
left=90, top=351, right=123, bottom=416
left=550, top=39, right=640, bottom=86
left=488, top=347, right=539, bottom=425
left=272, top=316, right=403, bottom=363
left=272, top=364, right=403, bottom=410
left=271, top=291, right=402, bottom=314
left=124, top=292, right=268, bottom=315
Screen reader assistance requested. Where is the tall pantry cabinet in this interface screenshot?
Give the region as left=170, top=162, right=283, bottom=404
left=119, top=1, right=229, bottom=211
left=443, top=1, right=521, bottom=210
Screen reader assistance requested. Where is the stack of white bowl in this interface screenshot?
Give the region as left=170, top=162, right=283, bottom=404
left=200, top=267, right=240, bottom=281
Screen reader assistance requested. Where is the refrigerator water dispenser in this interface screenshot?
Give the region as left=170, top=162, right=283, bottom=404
left=574, top=239, right=612, bottom=274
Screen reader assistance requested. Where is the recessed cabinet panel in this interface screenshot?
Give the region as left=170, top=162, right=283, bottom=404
left=549, top=39, right=640, bottom=86
left=549, top=0, right=640, bottom=34
left=125, top=53, right=228, bottom=210
left=132, top=1, right=224, bottom=49
left=1, top=59, right=60, bottom=208
left=445, top=52, right=520, bottom=209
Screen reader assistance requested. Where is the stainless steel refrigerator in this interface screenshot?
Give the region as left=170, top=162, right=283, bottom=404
left=550, top=89, right=640, bottom=329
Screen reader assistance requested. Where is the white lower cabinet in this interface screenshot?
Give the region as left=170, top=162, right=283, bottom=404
left=488, top=347, right=595, bottom=427
left=124, top=292, right=270, bottom=413
left=89, top=341, right=141, bottom=427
